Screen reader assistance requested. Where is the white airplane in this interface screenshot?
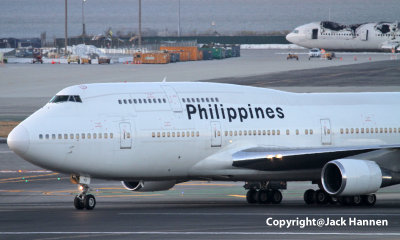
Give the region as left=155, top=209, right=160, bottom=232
left=7, top=82, right=400, bottom=210
left=286, top=21, right=400, bottom=52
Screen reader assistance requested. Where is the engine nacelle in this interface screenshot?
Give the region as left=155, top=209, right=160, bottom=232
left=321, top=159, right=382, bottom=196
left=121, top=180, right=176, bottom=192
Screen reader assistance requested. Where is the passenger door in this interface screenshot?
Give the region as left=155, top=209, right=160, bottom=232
left=361, top=30, right=368, bottom=41
left=211, top=121, right=222, bottom=147
left=312, top=29, right=318, bottom=39
left=320, top=119, right=332, bottom=145
left=119, top=122, right=132, bottom=149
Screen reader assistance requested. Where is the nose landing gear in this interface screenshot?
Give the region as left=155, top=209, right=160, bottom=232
left=71, top=175, right=96, bottom=210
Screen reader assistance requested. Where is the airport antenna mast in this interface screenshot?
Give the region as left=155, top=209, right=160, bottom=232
left=82, top=0, right=87, bottom=37
left=65, top=0, right=68, bottom=55
left=138, top=0, right=142, bottom=48
left=178, top=0, right=181, bottom=37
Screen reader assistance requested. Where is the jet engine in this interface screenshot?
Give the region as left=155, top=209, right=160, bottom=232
left=321, top=159, right=383, bottom=196
left=121, top=180, right=176, bottom=192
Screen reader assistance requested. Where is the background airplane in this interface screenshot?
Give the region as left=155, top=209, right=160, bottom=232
left=286, top=21, right=400, bottom=52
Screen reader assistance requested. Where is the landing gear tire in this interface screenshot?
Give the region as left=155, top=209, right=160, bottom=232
left=338, top=196, right=353, bottom=206
left=304, top=189, right=316, bottom=205
left=362, top=194, right=376, bottom=206
left=74, top=196, right=84, bottom=210
left=269, top=190, right=282, bottom=204
left=316, top=190, right=329, bottom=204
left=352, top=195, right=362, bottom=206
left=256, top=190, right=269, bottom=204
left=246, top=189, right=258, bottom=204
left=84, top=194, right=96, bottom=210
left=73, top=182, right=96, bottom=210
left=329, top=196, right=338, bottom=205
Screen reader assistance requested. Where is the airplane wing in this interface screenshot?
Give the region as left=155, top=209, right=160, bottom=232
left=232, top=145, right=400, bottom=171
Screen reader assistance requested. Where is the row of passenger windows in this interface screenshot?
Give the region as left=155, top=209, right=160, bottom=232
left=224, top=129, right=314, bottom=137
left=118, top=98, right=167, bottom=105
left=340, top=127, right=400, bottom=134
left=152, top=131, right=200, bottom=138
left=377, top=34, right=400, bottom=37
left=39, top=133, right=114, bottom=140
left=322, top=33, right=357, bottom=37
left=118, top=96, right=220, bottom=105
left=181, top=97, right=219, bottom=103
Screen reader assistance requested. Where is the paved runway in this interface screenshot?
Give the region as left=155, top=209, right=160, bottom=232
left=1, top=143, right=400, bottom=240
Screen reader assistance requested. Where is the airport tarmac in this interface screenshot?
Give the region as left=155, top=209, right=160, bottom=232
left=0, top=49, right=399, bottom=121
left=1, top=143, right=400, bottom=240
left=1, top=49, right=400, bottom=239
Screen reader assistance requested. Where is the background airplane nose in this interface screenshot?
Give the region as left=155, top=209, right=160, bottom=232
left=286, top=33, right=294, bottom=43
left=7, top=125, right=30, bottom=155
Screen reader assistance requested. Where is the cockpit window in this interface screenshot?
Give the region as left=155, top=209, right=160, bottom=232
left=293, top=30, right=299, bottom=34
left=50, top=95, right=82, bottom=103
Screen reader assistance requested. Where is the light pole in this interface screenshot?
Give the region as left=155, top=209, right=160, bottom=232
left=138, top=0, right=142, bottom=48
left=178, top=0, right=181, bottom=37
left=82, top=0, right=87, bottom=36
left=64, top=0, right=68, bottom=55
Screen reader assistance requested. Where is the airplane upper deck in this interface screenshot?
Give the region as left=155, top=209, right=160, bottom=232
left=55, top=82, right=287, bottom=99
left=53, top=82, right=400, bottom=107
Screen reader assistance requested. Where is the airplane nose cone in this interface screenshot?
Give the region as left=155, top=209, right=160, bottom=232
left=7, top=125, right=30, bottom=155
left=286, top=33, right=294, bottom=43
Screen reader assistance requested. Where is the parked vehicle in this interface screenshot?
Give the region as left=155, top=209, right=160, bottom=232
left=287, top=53, right=299, bottom=60
left=67, top=55, right=80, bottom=64
left=32, top=54, right=43, bottom=64
left=308, top=48, right=321, bottom=60
left=321, top=52, right=336, bottom=60
left=80, top=55, right=92, bottom=64
left=98, top=56, right=111, bottom=64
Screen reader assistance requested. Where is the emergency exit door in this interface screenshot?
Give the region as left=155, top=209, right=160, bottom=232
left=320, top=119, right=332, bottom=145
left=119, top=122, right=132, bottom=149
left=210, top=121, right=222, bottom=147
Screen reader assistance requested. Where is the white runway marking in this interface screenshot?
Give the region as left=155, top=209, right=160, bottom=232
left=0, top=151, right=12, bottom=154
left=0, top=232, right=399, bottom=236
left=119, top=212, right=400, bottom=216
left=0, top=170, right=52, bottom=173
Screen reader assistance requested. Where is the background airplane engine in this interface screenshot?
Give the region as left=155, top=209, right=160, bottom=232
left=321, top=159, right=382, bottom=196
left=121, top=180, right=176, bottom=192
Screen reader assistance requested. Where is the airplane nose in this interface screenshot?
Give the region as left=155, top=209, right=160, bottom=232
left=7, top=125, right=30, bottom=155
left=286, top=33, right=294, bottom=43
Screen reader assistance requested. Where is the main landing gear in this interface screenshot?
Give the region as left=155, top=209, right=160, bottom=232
left=71, top=175, right=96, bottom=210
left=303, top=188, right=376, bottom=206
left=245, top=181, right=285, bottom=204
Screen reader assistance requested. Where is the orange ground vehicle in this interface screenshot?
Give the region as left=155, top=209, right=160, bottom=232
left=287, top=53, right=299, bottom=60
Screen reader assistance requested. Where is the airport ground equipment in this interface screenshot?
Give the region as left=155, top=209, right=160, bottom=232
left=80, top=56, right=92, bottom=64
left=32, top=54, right=43, bottom=64
left=98, top=56, right=111, bottom=64
left=67, top=55, right=80, bottom=64
left=286, top=53, right=299, bottom=60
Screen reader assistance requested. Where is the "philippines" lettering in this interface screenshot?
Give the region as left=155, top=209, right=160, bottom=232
left=186, top=104, right=284, bottom=122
